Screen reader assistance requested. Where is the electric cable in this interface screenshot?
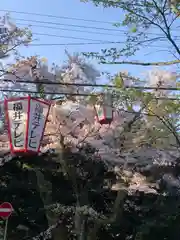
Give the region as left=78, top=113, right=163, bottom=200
left=1, top=8, right=178, bottom=33
left=17, top=22, right=129, bottom=37
left=31, top=32, right=108, bottom=42
left=1, top=78, right=180, bottom=91
left=12, top=18, right=179, bottom=38
left=0, top=88, right=179, bottom=101
left=29, top=33, right=170, bottom=47
left=13, top=17, right=128, bottom=32
left=0, top=9, right=115, bottom=24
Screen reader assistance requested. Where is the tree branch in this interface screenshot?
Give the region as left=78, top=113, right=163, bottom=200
left=143, top=102, right=180, bottom=147
left=88, top=108, right=144, bottom=240
left=101, top=59, right=180, bottom=66
left=151, top=0, right=180, bottom=56
left=120, top=3, right=168, bottom=35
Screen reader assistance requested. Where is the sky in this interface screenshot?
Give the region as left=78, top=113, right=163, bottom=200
left=0, top=0, right=179, bottom=83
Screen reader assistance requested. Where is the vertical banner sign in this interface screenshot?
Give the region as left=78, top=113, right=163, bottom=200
left=104, top=93, right=113, bottom=120
left=27, top=99, right=50, bottom=152
left=5, top=97, right=51, bottom=154
left=95, top=93, right=113, bottom=125
left=5, top=98, right=28, bottom=153
left=96, top=105, right=104, bottom=120
left=95, top=94, right=104, bottom=123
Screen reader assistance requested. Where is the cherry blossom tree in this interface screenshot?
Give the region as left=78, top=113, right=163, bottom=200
left=0, top=14, right=32, bottom=61
left=1, top=50, right=180, bottom=239
left=0, top=13, right=32, bottom=131
left=1, top=52, right=180, bottom=191
left=0, top=13, right=179, bottom=240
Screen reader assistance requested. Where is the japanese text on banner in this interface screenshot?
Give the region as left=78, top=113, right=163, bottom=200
left=28, top=103, right=43, bottom=149
left=12, top=102, right=24, bottom=148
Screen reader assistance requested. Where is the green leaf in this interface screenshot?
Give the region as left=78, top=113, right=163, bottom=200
left=113, top=75, right=124, bottom=88
left=113, top=22, right=121, bottom=27
left=127, top=104, right=133, bottom=111
left=88, top=95, right=98, bottom=104
left=131, top=26, right=137, bottom=33
left=23, top=163, right=33, bottom=169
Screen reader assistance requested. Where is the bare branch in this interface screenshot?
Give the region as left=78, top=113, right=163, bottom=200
left=169, top=14, right=179, bottom=27
left=120, top=4, right=168, bottom=35
left=101, top=59, right=180, bottom=66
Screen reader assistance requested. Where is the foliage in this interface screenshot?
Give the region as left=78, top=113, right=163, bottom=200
left=80, top=0, right=180, bottom=66
left=1, top=37, right=180, bottom=239
left=1, top=148, right=180, bottom=240
left=0, top=14, right=32, bottom=60
left=0, top=15, right=32, bottom=129
left=0, top=52, right=100, bottom=98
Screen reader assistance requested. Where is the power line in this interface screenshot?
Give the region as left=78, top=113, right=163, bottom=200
left=12, top=17, right=142, bottom=33
left=2, top=78, right=180, bottom=91
left=28, top=42, right=125, bottom=46
left=1, top=78, right=118, bottom=88
left=12, top=19, right=179, bottom=38
left=0, top=88, right=179, bottom=101
left=32, top=32, right=108, bottom=42
left=0, top=89, right=94, bottom=96
left=1, top=9, right=179, bottom=34
left=14, top=20, right=139, bottom=35
left=0, top=9, right=114, bottom=24
left=27, top=41, right=170, bottom=49
left=17, top=22, right=127, bottom=37
left=18, top=30, right=170, bottom=48
left=18, top=22, right=180, bottom=40
left=31, top=32, right=170, bottom=46
left=17, top=23, right=173, bottom=46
